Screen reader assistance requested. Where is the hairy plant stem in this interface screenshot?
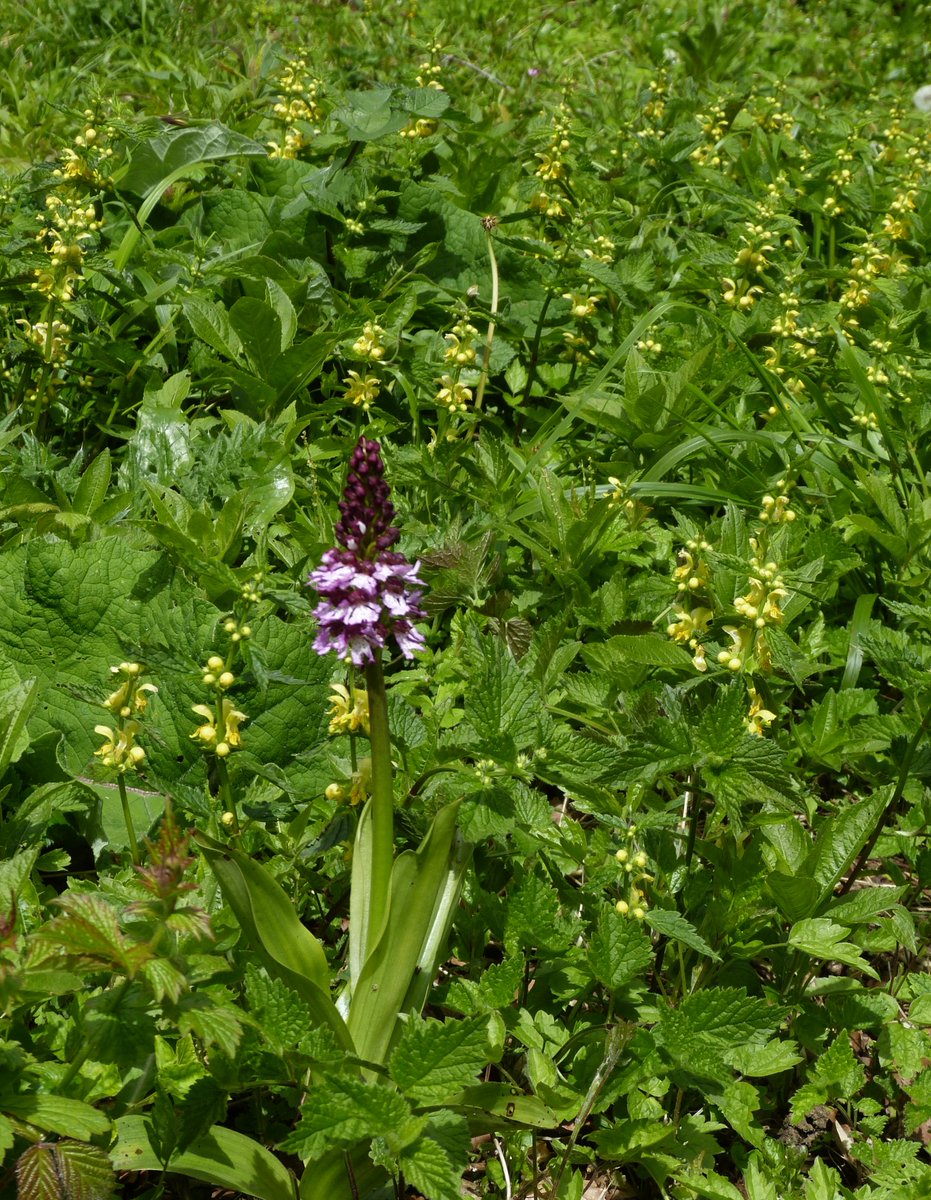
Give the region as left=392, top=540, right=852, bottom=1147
left=474, top=220, right=500, bottom=414
left=364, top=652, right=394, bottom=955
left=117, top=773, right=141, bottom=866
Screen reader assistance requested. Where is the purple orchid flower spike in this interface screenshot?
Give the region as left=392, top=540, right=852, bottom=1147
left=308, top=438, right=427, bottom=665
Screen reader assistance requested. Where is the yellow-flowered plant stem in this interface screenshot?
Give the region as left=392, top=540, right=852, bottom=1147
left=117, top=773, right=141, bottom=866
left=363, top=651, right=394, bottom=953
left=216, top=757, right=239, bottom=834
left=475, top=220, right=499, bottom=414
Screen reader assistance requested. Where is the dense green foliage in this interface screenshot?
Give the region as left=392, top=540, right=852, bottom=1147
left=2, top=0, right=931, bottom=1196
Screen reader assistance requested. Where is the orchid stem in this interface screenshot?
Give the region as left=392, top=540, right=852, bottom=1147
left=364, top=652, right=394, bottom=955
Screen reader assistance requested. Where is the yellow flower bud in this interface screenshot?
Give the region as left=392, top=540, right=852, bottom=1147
left=219, top=672, right=235, bottom=688
left=616, top=900, right=629, bottom=915
left=216, top=742, right=231, bottom=757
left=207, top=655, right=225, bottom=672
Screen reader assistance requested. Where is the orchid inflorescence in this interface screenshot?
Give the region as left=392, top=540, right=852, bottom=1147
left=308, top=437, right=426, bottom=666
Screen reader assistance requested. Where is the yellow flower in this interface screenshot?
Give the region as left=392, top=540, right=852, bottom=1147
left=535, top=152, right=564, bottom=180
left=435, top=374, right=472, bottom=413
left=717, top=625, right=752, bottom=672
left=190, top=700, right=247, bottom=751
left=746, top=687, right=776, bottom=737
left=562, top=292, right=600, bottom=320
left=666, top=606, right=712, bottom=644
left=342, top=371, right=381, bottom=411
left=443, top=334, right=476, bottom=365
left=327, top=684, right=370, bottom=735
left=94, top=721, right=145, bottom=771
left=103, top=664, right=157, bottom=717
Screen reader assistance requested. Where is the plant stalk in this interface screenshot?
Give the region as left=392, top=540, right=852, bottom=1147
left=117, top=773, right=141, bottom=866
left=363, top=652, right=394, bottom=956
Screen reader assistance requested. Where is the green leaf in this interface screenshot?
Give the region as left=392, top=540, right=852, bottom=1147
left=280, top=1075, right=411, bottom=1161
left=183, top=295, right=243, bottom=360
left=111, top=1116, right=295, bottom=1200
left=448, top=1083, right=559, bottom=1129
left=678, top=988, right=784, bottom=1048
left=445, top=955, right=524, bottom=1015
left=791, top=1035, right=866, bottom=1121
left=587, top=910, right=654, bottom=989
left=72, top=451, right=111, bottom=517
left=16, top=1143, right=110, bottom=1200
left=229, top=297, right=285, bottom=378
left=347, top=801, right=469, bottom=1063
left=588, top=634, right=693, bottom=671
left=788, top=918, right=878, bottom=979
left=803, top=789, right=888, bottom=902
left=195, top=833, right=351, bottom=1049
left=907, top=994, right=931, bottom=1025
left=398, top=1137, right=462, bottom=1200
left=463, top=635, right=539, bottom=754
left=804, top=1158, right=842, bottom=1200
left=389, top=1016, right=490, bottom=1104
left=0, top=1113, right=12, bottom=1161
left=4, top=1094, right=110, bottom=1141
left=725, top=1039, right=803, bottom=1077
left=119, top=123, right=266, bottom=195
left=645, top=908, right=720, bottom=961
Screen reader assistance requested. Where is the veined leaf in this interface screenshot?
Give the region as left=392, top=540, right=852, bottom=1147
left=347, top=801, right=469, bottom=1064
left=16, top=1140, right=115, bottom=1200
left=196, top=833, right=352, bottom=1050
left=111, top=1116, right=296, bottom=1200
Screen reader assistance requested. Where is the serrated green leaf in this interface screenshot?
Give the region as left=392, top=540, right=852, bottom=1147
left=4, top=1094, right=110, bottom=1141
left=587, top=910, right=654, bottom=989
left=790, top=1034, right=865, bottom=1121
left=645, top=908, right=720, bottom=961
left=803, top=789, right=888, bottom=902
left=463, top=635, right=538, bottom=753
left=280, top=1075, right=411, bottom=1161
left=389, top=1016, right=489, bottom=1104
left=679, top=988, right=784, bottom=1048
left=445, top=954, right=524, bottom=1015
left=725, top=1039, right=803, bottom=1077
left=398, top=1137, right=461, bottom=1200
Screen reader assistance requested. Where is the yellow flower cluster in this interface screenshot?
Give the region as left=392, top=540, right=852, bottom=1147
left=32, top=193, right=102, bottom=302
left=352, top=321, right=387, bottom=361
left=614, top=833, right=652, bottom=920
left=746, top=686, right=776, bottom=737
left=531, top=100, right=573, bottom=215
left=563, top=292, right=600, bottom=320
left=268, top=57, right=324, bottom=159
left=191, top=698, right=247, bottom=758
left=94, top=663, right=156, bottom=773
left=435, top=373, right=472, bottom=414
left=444, top=318, right=478, bottom=366
left=15, top=318, right=71, bottom=364
left=400, top=118, right=439, bottom=140
left=691, top=99, right=727, bottom=168
left=326, top=756, right=371, bottom=805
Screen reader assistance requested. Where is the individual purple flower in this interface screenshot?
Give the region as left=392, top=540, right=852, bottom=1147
left=308, top=439, right=427, bottom=666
